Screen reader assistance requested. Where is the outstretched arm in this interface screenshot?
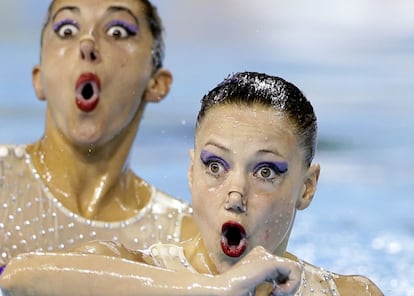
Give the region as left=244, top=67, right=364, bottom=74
left=0, top=246, right=301, bottom=296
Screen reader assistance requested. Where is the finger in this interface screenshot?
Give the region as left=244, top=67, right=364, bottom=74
left=271, top=275, right=302, bottom=296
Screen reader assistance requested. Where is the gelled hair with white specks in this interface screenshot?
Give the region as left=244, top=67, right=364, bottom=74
left=196, top=71, right=318, bottom=166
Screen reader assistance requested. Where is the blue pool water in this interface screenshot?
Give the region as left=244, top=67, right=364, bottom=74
left=1, top=1, right=413, bottom=295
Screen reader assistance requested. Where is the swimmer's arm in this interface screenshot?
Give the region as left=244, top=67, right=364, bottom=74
left=0, top=246, right=284, bottom=296
left=335, top=275, right=384, bottom=296
left=71, top=240, right=146, bottom=262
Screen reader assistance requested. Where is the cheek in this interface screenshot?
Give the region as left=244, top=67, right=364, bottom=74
left=115, top=54, right=130, bottom=71
left=57, top=47, right=69, bottom=58
left=192, top=187, right=216, bottom=215
left=103, top=79, right=144, bottom=120
left=42, top=38, right=75, bottom=61
left=255, top=214, right=292, bottom=248
left=251, top=196, right=296, bottom=242
left=192, top=164, right=222, bottom=193
left=42, top=75, right=70, bottom=107
left=193, top=198, right=215, bottom=238
left=192, top=180, right=224, bottom=227
left=120, top=45, right=152, bottom=72
left=191, top=180, right=210, bottom=218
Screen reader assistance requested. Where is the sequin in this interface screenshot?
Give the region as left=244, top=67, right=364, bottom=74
left=0, top=145, right=192, bottom=264
left=295, top=259, right=340, bottom=295
left=0, top=146, right=9, bottom=157
left=147, top=243, right=198, bottom=273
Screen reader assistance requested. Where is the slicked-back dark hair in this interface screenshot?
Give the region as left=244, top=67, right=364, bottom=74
left=197, top=71, right=318, bottom=166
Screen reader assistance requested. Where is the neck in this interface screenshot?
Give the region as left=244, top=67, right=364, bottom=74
left=183, top=234, right=219, bottom=275
left=27, top=106, right=148, bottom=221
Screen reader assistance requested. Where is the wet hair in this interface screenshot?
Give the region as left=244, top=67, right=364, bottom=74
left=40, top=0, right=165, bottom=70
left=197, top=71, right=318, bottom=166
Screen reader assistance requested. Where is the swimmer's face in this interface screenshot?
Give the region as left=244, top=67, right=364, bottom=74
left=189, top=104, right=319, bottom=273
left=33, top=0, right=171, bottom=146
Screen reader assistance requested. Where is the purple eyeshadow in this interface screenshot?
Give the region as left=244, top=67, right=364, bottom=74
left=0, top=264, right=6, bottom=275
left=254, top=161, right=288, bottom=174
left=53, top=19, right=78, bottom=32
left=200, top=150, right=230, bottom=170
left=274, top=161, right=288, bottom=173
left=107, top=20, right=138, bottom=35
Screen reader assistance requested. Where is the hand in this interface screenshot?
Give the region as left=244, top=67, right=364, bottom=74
left=219, top=246, right=303, bottom=296
left=268, top=259, right=302, bottom=296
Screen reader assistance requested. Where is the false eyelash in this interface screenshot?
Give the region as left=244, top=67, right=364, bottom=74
left=53, top=19, right=78, bottom=32
left=106, top=20, right=138, bottom=35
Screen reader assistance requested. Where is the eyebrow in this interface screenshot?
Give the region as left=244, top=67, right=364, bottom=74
left=51, top=6, right=139, bottom=24
left=106, top=6, right=139, bottom=24
left=204, top=142, right=285, bottom=158
left=52, top=6, right=80, bottom=23
left=204, top=141, right=230, bottom=154
left=257, top=148, right=284, bottom=158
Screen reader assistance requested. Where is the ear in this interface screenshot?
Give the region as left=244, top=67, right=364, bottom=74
left=143, top=68, right=173, bottom=103
left=187, top=149, right=195, bottom=192
left=32, top=65, right=45, bottom=101
left=296, top=163, right=320, bottom=210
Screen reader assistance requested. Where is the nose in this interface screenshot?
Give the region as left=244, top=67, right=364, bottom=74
left=225, top=191, right=246, bottom=213
left=80, top=37, right=101, bottom=63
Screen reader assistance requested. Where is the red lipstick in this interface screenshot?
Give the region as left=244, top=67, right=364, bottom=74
left=221, top=221, right=248, bottom=258
left=75, top=73, right=101, bottom=112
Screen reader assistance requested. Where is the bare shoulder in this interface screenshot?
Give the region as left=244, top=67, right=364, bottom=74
left=285, top=253, right=384, bottom=296
left=334, top=274, right=384, bottom=295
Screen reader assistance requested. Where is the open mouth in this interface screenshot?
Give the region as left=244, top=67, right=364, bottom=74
left=221, top=221, right=247, bottom=258
left=75, top=73, right=101, bottom=112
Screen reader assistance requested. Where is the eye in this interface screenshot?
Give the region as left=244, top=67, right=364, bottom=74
left=254, top=166, right=277, bottom=181
left=207, top=160, right=226, bottom=177
left=107, top=26, right=129, bottom=38
left=253, top=162, right=287, bottom=182
left=200, top=150, right=229, bottom=178
left=54, top=20, right=79, bottom=38
left=106, top=21, right=138, bottom=39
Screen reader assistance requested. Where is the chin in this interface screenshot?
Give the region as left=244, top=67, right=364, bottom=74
left=67, top=129, right=106, bottom=149
left=68, top=121, right=115, bottom=146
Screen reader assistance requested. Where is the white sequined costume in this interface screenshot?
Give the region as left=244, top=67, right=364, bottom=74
left=0, top=145, right=192, bottom=266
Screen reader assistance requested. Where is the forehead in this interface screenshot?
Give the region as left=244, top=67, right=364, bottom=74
left=196, top=104, right=300, bottom=158
left=50, top=0, right=146, bottom=18
left=198, top=104, right=291, bottom=132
